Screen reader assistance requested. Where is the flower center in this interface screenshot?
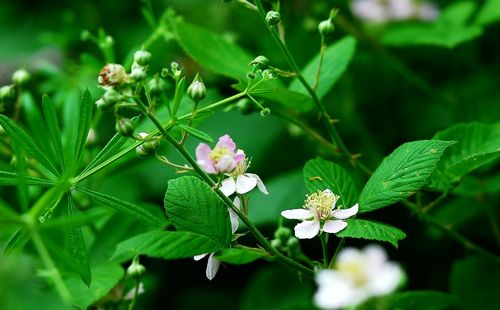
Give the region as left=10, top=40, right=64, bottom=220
left=304, top=190, right=337, bottom=221
left=209, top=147, right=231, bottom=162
left=337, top=260, right=369, bottom=287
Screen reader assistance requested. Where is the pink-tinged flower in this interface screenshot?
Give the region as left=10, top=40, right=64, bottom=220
left=196, top=134, right=246, bottom=174
left=281, top=189, right=358, bottom=239
left=194, top=197, right=241, bottom=280
left=314, top=245, right=403, bottom=309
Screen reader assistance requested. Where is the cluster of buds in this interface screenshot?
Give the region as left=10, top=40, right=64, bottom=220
left=270, top=226, right=301, bottom=258
left=0, top=69, right=31, bottom=112
left=130, top=50, right=152, bottom=81
left=135, top=132, right=160, bottom=157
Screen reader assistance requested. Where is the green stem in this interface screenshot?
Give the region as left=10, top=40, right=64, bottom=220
left=128, top=279, right=141, bottom=310
left=312, top=36, right=326, bottom=91
left=328, top=238, right=345, bottom=268
left=320, top=233, right=329, bottom=267
left=32, top=231, right=72, bottom=303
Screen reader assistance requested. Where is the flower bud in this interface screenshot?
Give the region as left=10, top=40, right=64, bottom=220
left=80, top=30, right=91, bottom=41
left=115, top=118, right=135, bottom=137
left=286, top=237, right=301, bottom=257
left=98, top=64, right=128, bottom=87
left=130, top=67, right=147, bottom=81
left=266, top=11, right=281, bottom=26
left=318, top=20, right=335, bottom=36
left=148, top=77, right=166, bottom=97
left=127, top=257, right=146, bottom=279
left=135, top=132, right=159, bottom=157
left=187, top=73, right=206, bottom=102
left=260, top=107, right=271, bottom=117
left=134, top=50, right=152, bottom=67
left=274, top=227, right=292, bottom=243
left=250, top=55, right=269, bottom=70
left=12, top=69, right=31, bottom=86
left=271, top=239, right=282, bottom=249
left=0, top=85, right=15, bottom=102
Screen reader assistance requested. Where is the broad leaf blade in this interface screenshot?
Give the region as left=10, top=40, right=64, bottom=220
left=289, top=36, right=356, bottom=99
left=336, top=219, right=406, bottom=247
left=76, top=187, right=162, bottom=226
left=476, top=0, right=500, bottom=26
left=66, top=195, right=91, bottom=287
left=359, top=140, right=454, bottom=212
left=303, top=158, right=359, bottom=208
left=42, top=94, right=66, bottom=171
left=0, top=114, right=59, bottom=176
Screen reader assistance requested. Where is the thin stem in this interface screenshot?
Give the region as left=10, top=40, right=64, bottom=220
left=155, top=154, right=193, bottom=172
left=128, top=280, right=141, bottom=310
left=32, top=231, right=72, bottom=303
left=312, top=36, right=326, bottom=91
left=328, top=238, right=345, bottom=268
left=421, top=190, right=449, bottom=213
left=320, top=233, right=329, bottom=267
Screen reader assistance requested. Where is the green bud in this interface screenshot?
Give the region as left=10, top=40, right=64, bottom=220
left=250, top=55, right=270, bottom=70
left=127, top=257, right=146, bottom=279
left=246, top=72, right=256, bottom=80
left=12, top=69, right=31, bottom=86
left=95, top=98, right=113, bottom=111
left=286, top=237, right=301, bottom=257
left=148, top=77, right=166, bottom=97
left=0, top=85, right=15, bottom=102
left=130, top=67, right=147, bottom=81
left=187, top=73, right=206, bottom=103
left=266, top=11, right=281, bottom=26
left=271, top=239, right=282, bottom=249
left=260, top=107, right=271, bottom=117
left=103, top=88, right=121, bottom=104
left=318, top=19, right=334, bottom=36
left=135, top=132, right=159, bottom=157
left=80, top=30, right=91, bottom=41
left=115, top=118, right=135, bottom=137
left=133, top=50, right=152, bottom=66
left=274, top=227, right=292, bottom=243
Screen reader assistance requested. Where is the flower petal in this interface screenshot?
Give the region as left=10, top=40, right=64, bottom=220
left=216, top=134, right=236, bottom=152
left=281, top=209, right=313, bottom=220
left=323, top=220, right=348, bottom=234
left=206, top=253, right=221, bottom=280
left=219, top=178, right=236, bottom=197
left=314, top=270, right=357, bottom=309
left=196, top=143, right=216, bottom=174
left=246, top=173, right=268, bottom=195
left=215, top=154, right=236, bottom=173
left=294, top=220, right=320, bottom=239
left=194, top=253, right=208, bottom=261
left=228, top=208, right=239, bottom=234
left=235, top=174, right=258, bottom=194
left=331, top=203, right=359, bottom=220
left=367, top=262, right=403, bottom=295
left=234, top=149, right=246, bottom=163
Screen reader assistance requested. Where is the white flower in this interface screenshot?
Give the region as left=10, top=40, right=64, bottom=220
left=351, top=0, right=439, bottom=23
left=123, top=282, right=145, bottom=300
left=219, top=159, right=268, bottom=197
left=281, top=189, right=358, bottom=239
left=314, top=244, right=403, bottom=309
left=193, top=197, right=240, bottom=280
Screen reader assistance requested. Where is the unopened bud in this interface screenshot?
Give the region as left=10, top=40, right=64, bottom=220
left=286, top=237, right=301, bottom=257
left=134, top=50, right=152, bottom=67
left=266, top=11, right=281, bottom=26
left=148, top=78, right=166, bottom=97
left=187, top=73, right=206, bottom=102
left=0, top=85, right=15, bottom=102
left=250, top=55, right=269, bottom=70
left=80, top=30, right=91, bottom=41
left=260, top=107, right=271, bottom=117
left=127, top=256, right=146, bottom=279
left=274, top=227, right=292, bottom=243
left=115, top=118, right=135, bottom=137
left=98, top=64, right=128, bottom=87
left=271, top=239, right=282, bottom=249
left=318, top=20, right=334, bottom=36
left=135, top=132, right=159, bottom=157
left=130, top=67, right=147, bottom=81
left=12, top=69, right=31, bottom=86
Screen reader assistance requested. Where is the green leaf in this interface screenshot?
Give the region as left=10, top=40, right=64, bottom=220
left=73, top=88, right=93, bottom=166
left=0, top=114, right=59, bottom=176
left=476, top=0, right=500, bottom=26
left=359, top=140, right=454, bottom=213
left=174, top=19, right=251, bottom=80
left=75, top=187, right=162, bottom=226
left=177, top=123, right=213, bottom=142
left=336, top=219, right=406, bottom=247
left=289, top=36, right=356, bottom=99
left=303, top=158, right=360, bottom=208
left=164, top=176, right=231, bottom=246
left=382, top=2, right=482, bottom=48
left=12, top=142, right=29, bottom=211
left=42, top=94, right=66, bottom=171
left=215, top=247, right=267, bottom=265
left=450, top=255, right=500, bottom=310
left=3, top=227, right=31, bottom=255
left=111, top=230, right=226, bottom=262
left=431, top=122, right=500, bottom=189
left=0, top=172, right=54, bottom=186
left=66, top=195, right=91, bottom=287
left=65, top=262, right=124, bottom=309
left=0, top=200, right=21, bottom=224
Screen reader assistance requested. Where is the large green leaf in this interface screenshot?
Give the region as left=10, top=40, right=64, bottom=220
left=164, top=176, right=231, bottom=246
left=66, top=195, right=91, bottom=287
left=303, top=158, right=360, bottom=208
left=215, top=247, right=267, bottom=265
left=475, top=0, right=500, bottom=26
left=111, top=230, right=226, bottom=262
left=450, top=255, right=500, bottom=310
left=336, top=219, right=406, bottom=247
left=0, top=114, right=59, bottom=176
left=174, top=19, right=251, bottom=80
left=42, top=94, right=66, bottom=171
left=289, top=36, right=356, bottom=99
left=431, top=122, right=500, bottom=189
left=75, top=187, right=162, bottom=227
left=359, top=140, right=454, bottom=213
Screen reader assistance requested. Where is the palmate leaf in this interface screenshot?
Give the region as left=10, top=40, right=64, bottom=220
left=42, top=94, right=66, bottom=171
left=303, top=158, right=360, bottom=208
left=336, top=219, right=406, bottom=247
left=66, top=195, right=91, bottom=287
left=359, top=140, right=454, bottom=213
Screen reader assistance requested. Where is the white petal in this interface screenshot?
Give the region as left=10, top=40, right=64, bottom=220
left=294, top=220, right=320, bottom=239
left=323, top=220, right=348, bottom=234
left=219, top=178, right=236, bottom=197
left=281, top=209, right=313, bottom=220
left=367, top=262, right=403, bottom=296
left=363, top=244, right=388, bottom=268
left=206, top=253, right=221, bottom=280
left=235, top=174, right=258, bottom=194
left=228, top=208, right=239, bottom=234
left=314, top=270, right=357, bottom=309
left=246, top=173, right=268, bottom=195
left=194, top=253, right=208, bottom=261
left=331, top=203, right=358, bottom=220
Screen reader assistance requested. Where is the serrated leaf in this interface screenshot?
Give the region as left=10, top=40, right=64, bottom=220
left=336, top=219, right=406, bottom=247
left=177, top=124, right=213, bottom=142
left=111, top=230, right=225, bottom=262
left=174, top=19, right=251, bottom=80
left=289, top=36, right=356, bottom=99
left=431, top=122, right=500, bottom=189
left=164, top=176, right=231, bottom=246
left=359, top=140, right=454, bottom=213
left=476, top=0, right=500, bottom=26
left=215, top=247, right=267, bottom=265
left=0, top=114, right=59, bottom=176
left=42, top=94, right=66, bottom=171
left=66, top=195, right=91, bottom=287
left=73, top=88, right=93, bottom=166
left=75, top=187, right=162, bottom=226
left=303, top=158, right=359, bottom=208
left=0, top=171, right=54, bottom=186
